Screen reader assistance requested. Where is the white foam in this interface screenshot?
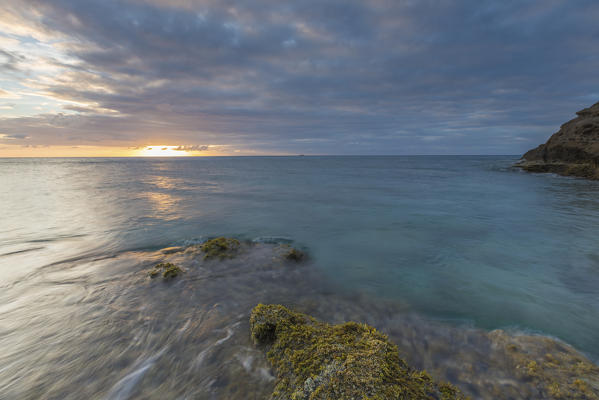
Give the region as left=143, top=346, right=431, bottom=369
left=192, top=323, right=238, bottom=370
left=105, top=347, right=166, bottom=400
left=258, top=367, right=275, bottom=382
left=214, top=328, right=233, bottom=345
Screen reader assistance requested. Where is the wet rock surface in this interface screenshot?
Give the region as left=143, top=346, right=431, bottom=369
left=487, top=330, right=599, bottom=399
left=148, top=262, right=183, bottom=279
left=250, top=304, right=465, bottom=400
left=199, top=237, right=242, bottom=260
left=3, top=238, right=597, bottom=399
left=297, top=296, right=599, bottom=400
left=136, top=239, right=599, bottom=399
left=517, top=102, right=599, bottom=179
left=282, top=246, right=305, bottom=262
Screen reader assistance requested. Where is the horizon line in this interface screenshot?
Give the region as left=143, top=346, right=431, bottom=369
left=0, top=154, right=521, bottom=158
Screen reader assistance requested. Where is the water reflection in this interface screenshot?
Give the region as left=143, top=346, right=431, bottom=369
left=140, top=191, right=182, bottom=221
left=1, top=157, right=599, bottom=399
left=141, top=175, right=188, bottom=191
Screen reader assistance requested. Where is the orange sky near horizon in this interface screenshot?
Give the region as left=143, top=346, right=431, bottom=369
left=0, top=144, right=237, bottom=157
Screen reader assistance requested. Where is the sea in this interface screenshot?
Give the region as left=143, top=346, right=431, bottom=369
left=1, top=156, right=598, bottom=399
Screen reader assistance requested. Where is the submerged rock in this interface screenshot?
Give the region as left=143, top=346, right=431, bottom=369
left=148, top=262, right=183, bottom=280
left=201, top=237, right=241, bottom=260
left=282, top=246, right=305, bottom=262
left=488, top=330, right=599, bottom=399
left=250, top=304, right=465, bottom=400
left=517, top=101, right=599, bottom=179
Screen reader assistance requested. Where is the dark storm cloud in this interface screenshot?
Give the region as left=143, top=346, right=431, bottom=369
left=1, top=0, right=599, bottom=154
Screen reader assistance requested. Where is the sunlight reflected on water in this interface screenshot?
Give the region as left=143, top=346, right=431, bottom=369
left=1, top=156, right=599, bottom=400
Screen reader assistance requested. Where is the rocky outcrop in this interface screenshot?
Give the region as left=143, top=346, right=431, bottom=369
left=200, top=237, right=242, bottom=260
left=250, top=304, right=465, bottom=400
left=487, top=330, right=599, bottom=399
left=148, top=262, right=183, bottom=279
left=517, top=101, right=599, bottom=179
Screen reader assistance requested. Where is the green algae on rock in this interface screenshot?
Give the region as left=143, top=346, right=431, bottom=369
left=284, top=247, right=305, bottom=262
left=149, top=262, right=183, bottom=280
left=201, top=237, right=241, bottom=260
left=250, top=304, right=465, bottom=400
left=488, top=330, right=599, bottom=399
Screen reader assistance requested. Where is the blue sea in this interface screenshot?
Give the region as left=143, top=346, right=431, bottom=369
left=1, top=156, right=598, bottom=399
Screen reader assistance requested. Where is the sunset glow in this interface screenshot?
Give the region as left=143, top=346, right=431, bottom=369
left=3, top=2, right=599, bottom=399
left=133, top=146, right=192, bottom=157
left=0, top=144, right=236, bottom=157
left=3, top=1, right=598, bottom=156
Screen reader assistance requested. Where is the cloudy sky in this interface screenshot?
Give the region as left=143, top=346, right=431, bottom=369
left=0, top=0, right=598, bottom=156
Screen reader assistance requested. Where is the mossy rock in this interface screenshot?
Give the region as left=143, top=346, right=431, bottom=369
left=250, top=304, right=465, bottom=400
left=489, top=330, right=599, bottom=399
left=149, top=262, right=183, bottom=280
left=284, top=247, right=305, bottom=262
left=201, top=237, right=241, bottom=260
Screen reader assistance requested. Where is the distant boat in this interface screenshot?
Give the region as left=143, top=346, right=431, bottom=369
left=298, top=154, right=305, bottom=157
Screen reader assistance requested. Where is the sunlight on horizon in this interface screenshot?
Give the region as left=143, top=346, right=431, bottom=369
left=133, top=146, right=192, bottom=157
left=0, top=144, right=233, bottom=157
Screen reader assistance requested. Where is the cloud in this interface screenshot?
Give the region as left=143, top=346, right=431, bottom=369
left=0, top=133, right=29, bottom=140
left=0, top=0, right=598, bottom=154
left=0, top=49, right=25, bottom=71
left=0, top=89, right=20, bottom=98
left=174, top=145, right=209, bottom=151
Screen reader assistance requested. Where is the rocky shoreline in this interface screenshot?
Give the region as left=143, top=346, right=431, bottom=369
left=149, top=238, right=599, bottom=399
left=516, top=102, right=599, bottom=179
left=250, top=304, right=465, bottom=399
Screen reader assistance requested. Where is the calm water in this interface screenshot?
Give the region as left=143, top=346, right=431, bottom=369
left=1, top=156, right=599, bottom=398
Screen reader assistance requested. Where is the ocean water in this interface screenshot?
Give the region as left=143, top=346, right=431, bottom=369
left=1, top=156, right=599, bottom=398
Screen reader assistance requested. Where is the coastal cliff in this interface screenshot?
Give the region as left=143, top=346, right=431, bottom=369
left=517, top=101, right=599, bottom=179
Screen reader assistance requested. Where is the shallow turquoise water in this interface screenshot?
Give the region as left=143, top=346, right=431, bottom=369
left=1, top=155, right=598, bottom=362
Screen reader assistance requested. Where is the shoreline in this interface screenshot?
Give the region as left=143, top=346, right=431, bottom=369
left=518, top=101, right=599, bottom=180
left=514, top=159, right=599, bottom=180
left=128, top=241, right=599, bottom=398
left=1, top=238, right=598, bottom=398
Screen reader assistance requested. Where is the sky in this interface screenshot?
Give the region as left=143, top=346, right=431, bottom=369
left=0, top=0, right=598, bottom=156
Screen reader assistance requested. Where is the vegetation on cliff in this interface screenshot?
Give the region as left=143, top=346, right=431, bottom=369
left=250, top=304, right=465, bottom=400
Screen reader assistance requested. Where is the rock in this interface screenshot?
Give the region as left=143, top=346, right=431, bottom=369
left=517, top=101, right=599, bottom=179
left=488, top=330, right=599, bottom=399
left=200, top=237, right=241, bottom=260
left=283, top=247, right=305, bottom=262
left=250, top=304, right=465, bottom=400
left=148, top=262, right=183, bottom=280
